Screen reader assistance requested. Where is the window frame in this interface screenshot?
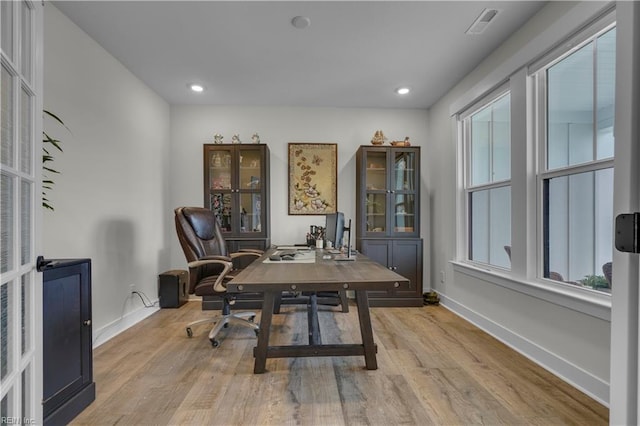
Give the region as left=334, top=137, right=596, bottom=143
left=453, top=7, right=616, bottom=319
left=459, top=85, right=511, bottom=270
left=532, top=19, right=616, bottom=292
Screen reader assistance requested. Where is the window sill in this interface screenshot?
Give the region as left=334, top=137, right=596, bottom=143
left=450, top=261, right=611, bottom=321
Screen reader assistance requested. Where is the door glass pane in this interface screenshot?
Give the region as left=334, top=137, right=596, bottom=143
left=394, top=193, right=415, bottom=233
left=470, top=186, right=511, bottom=268
left=20, top=87, right=31, bottom=174
left=1, top=64, right=15, bottom=167
left=22, top=365, right=32, bottom=419
left=210, top=192, right=232, bottom=232
left=21, top=273, right=31, bottom=354
left=545, top=168, right=613, bottom=291
left=208, top=149, right=231, bottom=190
left=239, top=149, right=261, bottom=189
left=21, top=2, right=32, bottom=82
left=1, top=280, right=14, bottom=380
left=1, top=389, right=13, bottom=419
left=1, top=173, right=14, bottom=273
left=394, top=151, right=415, bottom=190
left=239, top=193, right=261, bottom=233
left=596, top=28, right=616, bottom=160
left=1, top=0, right=14, bottom=61
left=547, top=42, right=594, bottom=170
left=365, top=151, right=386, bottom=190
left=365, top=193, right=386, bottom=233
left=20, top=179, right=31, bottom=264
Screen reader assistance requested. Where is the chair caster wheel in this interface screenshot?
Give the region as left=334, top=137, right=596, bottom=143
left=186, top=327, right=193, bottom=338
left=249, top=316, right=256, bottom=323
left=210, top=338, right=220, bottom=347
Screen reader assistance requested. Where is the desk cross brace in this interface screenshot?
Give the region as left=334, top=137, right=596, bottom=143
left=253, top=290, right=378, bottom=373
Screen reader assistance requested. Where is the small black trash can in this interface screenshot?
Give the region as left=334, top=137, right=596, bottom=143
left=158, top=269, right=188, bottom=308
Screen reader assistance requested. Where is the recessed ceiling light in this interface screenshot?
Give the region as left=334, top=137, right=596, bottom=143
left=396, top=87, right=410, bottom=95
left=291, top=16, right=311, bottom=29
left=189, top=83, right=205, bottom=93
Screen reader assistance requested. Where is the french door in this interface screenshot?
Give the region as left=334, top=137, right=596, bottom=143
left=1, top=1, right=43, bottom=424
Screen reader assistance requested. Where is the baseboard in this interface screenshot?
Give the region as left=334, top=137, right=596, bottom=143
left=92, top=300, right=160, bottom=348
left=441, top=294, right=610, bottom=407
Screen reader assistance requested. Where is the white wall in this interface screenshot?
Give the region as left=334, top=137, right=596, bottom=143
left=169, top=105, right=428, bottom=269
left=43, top=5, right=171, bottom=345
left=427, top=1, right=612, bottom=404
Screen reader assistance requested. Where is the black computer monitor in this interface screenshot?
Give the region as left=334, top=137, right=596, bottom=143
left=325, top=212, right=345, bottom=248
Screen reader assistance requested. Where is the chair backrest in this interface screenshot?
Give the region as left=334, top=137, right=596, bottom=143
left=175, top=207, right=229, bottom=262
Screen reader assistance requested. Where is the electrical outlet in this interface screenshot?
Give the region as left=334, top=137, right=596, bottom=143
left=440, top=270, right=446, bottom=283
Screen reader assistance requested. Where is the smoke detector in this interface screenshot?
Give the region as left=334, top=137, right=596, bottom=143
left=465, top=8, right=501, bottom=35
left=291, top=16, right=311, bottom=29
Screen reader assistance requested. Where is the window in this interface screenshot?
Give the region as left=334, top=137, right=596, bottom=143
left=537, top=25, right=616, bottom=293
left=462, top=92, right=511, bottom=269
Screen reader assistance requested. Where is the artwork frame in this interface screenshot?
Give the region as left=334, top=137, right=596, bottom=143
left=288, top=143, right=338, bottom=215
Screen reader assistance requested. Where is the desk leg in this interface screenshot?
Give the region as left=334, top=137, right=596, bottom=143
left=355, top=290, right=377, bottom=370
left=307, top=292, right=321, bottom=345
left=254, top=291, right=275, bottom=374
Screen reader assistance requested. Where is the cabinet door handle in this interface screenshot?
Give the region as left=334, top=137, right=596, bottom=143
left=83, top=319, right=92, bottom=326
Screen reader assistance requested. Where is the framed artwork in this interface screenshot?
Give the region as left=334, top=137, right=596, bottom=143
left=288, top=143, right=337, bottom=215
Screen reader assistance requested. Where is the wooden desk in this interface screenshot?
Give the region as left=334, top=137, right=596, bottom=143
left=226, top=249, right=410, bottom=373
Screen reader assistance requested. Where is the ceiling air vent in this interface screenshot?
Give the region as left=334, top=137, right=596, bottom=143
left=465, top=8, right=501, bottom=35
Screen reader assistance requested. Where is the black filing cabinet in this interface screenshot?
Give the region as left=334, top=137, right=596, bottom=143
left=42, top=258, right=95, bottom=425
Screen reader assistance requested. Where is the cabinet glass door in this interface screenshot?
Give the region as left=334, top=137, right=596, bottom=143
left=238, top=148, right=262, bottom=190
left=365, top=193, right=386, bottom=232
left=239, top=193, right=262, bottom=233
left=210, top=193, right=233, bottom=232
left=238, top=147, right=263, bottom=234
left=364, top=151, right=387, bottom=190
left=208, top=148, right=232, bottom=190
left=364, top=150, right=388, bottom=234
left=392, top=150, right=417, bottom=235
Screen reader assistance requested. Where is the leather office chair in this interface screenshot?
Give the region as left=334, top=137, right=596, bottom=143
left=175, top=206, right=261, bottom=347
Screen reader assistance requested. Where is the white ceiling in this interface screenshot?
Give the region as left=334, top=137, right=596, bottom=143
left=52, top=1, right=547, bottom=109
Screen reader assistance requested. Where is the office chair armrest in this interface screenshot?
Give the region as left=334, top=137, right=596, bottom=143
left=187, top=259, right=233, bottom=293
left=237, top=248, right=264, bottom=255
left=199, top=254, right=233, bottom=262
left=230, top=251, right=262, bottom=260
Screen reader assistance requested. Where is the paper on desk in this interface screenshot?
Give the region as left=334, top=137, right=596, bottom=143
left=275, top=246, right=311, bottom=251
left=262, top=250, right=316, bottom=264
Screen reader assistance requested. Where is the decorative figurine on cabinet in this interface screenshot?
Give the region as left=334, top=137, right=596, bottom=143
left=214, top=133, right=224, bottom=144
left=251, top=133, right=261, bottom=144
left=371, top=130, right=387, bottom=145
left=231, top=134, right=241, bottom=144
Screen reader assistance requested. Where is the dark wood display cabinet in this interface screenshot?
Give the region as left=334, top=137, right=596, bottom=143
left=356, top=145, right=423, bottom=306
left=41, top=258, right=95, bottom=425
left=203, top=143, right=270, bottom=309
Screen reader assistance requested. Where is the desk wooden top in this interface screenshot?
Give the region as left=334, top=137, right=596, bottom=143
left=227, top=248, right=410, bottom=293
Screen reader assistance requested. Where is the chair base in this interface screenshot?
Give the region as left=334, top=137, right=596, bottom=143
left=186, top=311, right=259, bottom=347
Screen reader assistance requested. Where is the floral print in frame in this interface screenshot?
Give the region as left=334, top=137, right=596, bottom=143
left=288, top=143, right=337, bottom=215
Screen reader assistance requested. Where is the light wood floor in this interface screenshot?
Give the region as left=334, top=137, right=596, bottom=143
left=71, top=300, right=608, bottom=425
